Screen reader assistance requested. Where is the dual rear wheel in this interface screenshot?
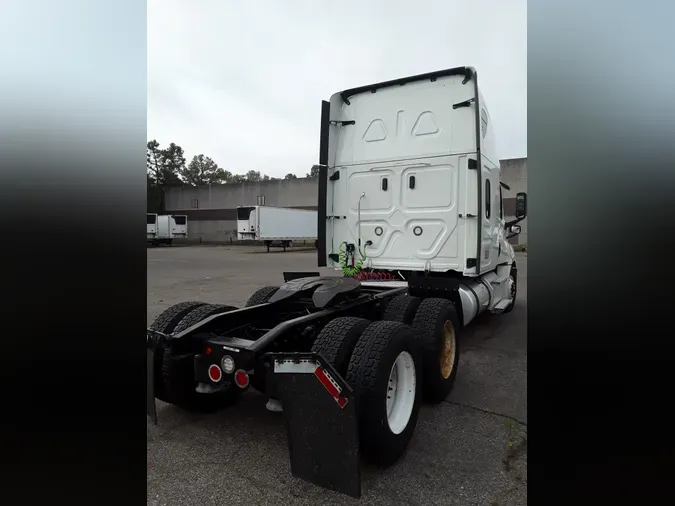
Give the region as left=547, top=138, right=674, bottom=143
left=311, top=295, right=461, bottom=467
left=150, top=291, right=461, bottom=467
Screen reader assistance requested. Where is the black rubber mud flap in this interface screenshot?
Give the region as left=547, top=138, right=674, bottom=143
left=146, top=333, right=160, bottom=424
left=268, top=352, right=361, bottom=498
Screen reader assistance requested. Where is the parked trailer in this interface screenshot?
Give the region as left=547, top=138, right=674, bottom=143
left=147, top=67, right=527, bottom=498
left=237, top=205, right=318, bottom=251
left=147, top=213, right=158, bottom=242
left=148, top=214, right=188, bottom=246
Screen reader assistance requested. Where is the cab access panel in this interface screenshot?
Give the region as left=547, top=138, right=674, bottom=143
left=324, top=74, right=480, bottom=275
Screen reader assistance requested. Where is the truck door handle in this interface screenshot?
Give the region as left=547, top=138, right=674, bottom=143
left=381, top=178, right=388, bottom=191
left=409, top=175, right=416, bottom=189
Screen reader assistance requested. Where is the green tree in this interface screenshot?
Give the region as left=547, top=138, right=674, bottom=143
left=306, top=165, right=320, bottom=178
left=160, top=143, right=187, bottom=182
left=245, top=170, right=262, bottom=182
left=181, top=154, right=232, bottom=186
left=147, top=139, right=184, bottom=213
left=230, top=174, right=246, bottom=184
left=147, top=173, right=161, bottom=213
left=284, top=173, right=298, bottom=180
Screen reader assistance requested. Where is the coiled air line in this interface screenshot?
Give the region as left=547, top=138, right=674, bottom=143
left=339, top=241, right=366, bottom=277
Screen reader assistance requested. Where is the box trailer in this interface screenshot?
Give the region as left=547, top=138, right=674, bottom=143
left=237, top=205, right=317, bottom=251
left=149, top=214, right=188, bottom=246
left=147, top=67, right=527, bottom=498
left=147, top=213, right=158, bottom=241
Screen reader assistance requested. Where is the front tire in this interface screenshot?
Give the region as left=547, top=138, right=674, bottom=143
left=502, top=264, right=517, bottom=314
left=345, top=321, right=422, bottom=467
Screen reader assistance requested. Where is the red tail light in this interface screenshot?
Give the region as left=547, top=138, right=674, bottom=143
left=234, top=370, right=249, bottom=388
left=208, top=364, right=222, bottom=383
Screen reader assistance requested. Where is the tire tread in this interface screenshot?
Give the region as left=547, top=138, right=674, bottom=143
left=312, top=317, right=370, bottom=375
left=172, top=304, right=238, bottom=334
left=245, top=286, right=279, bottom=307
left=382, top=294, right=421, bottom=324
left=411, top=297, right=460, bottom=402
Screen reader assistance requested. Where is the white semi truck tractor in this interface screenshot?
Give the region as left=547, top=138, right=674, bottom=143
left=146, top=66, right=527, bottom=498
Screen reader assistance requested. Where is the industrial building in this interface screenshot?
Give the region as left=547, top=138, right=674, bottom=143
left=165, top=157, right=527, bottom=246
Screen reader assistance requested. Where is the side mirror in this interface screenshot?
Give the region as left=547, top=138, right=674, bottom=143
left=515, top=192, right=527, bottom=219
left=506, top=224, right=522, bottom=239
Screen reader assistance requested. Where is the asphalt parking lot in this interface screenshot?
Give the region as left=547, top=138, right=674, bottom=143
left=147, top=245, right=527, bottom=506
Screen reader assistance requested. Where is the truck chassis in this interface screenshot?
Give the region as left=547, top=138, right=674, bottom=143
left=147, top=271, right=492, bottom=498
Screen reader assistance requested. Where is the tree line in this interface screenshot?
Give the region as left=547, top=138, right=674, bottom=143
left=147, top=139, right=320, bottom=212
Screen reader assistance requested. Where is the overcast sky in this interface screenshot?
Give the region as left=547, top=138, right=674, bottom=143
left=148, top=0, right=526, bottom=178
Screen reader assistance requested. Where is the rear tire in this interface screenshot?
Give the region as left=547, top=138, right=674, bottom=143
left=382, top=294, right=421, bottom=325
left=412, top=298, right=461, bottom=402
left=149, top=301, right=207, bottom=402
left=150, top=301, right=207, bottom=334
left=245, top=286, right=279, bottom=307
left=345, top=321, right=422, bottom=467
left=172, top=304, right=238, bottom=334
left=311, top=317, right=370, bottom=376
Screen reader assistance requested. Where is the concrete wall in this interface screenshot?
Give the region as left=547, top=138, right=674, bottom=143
left=187, top=219, right=237, bottom=243
left=166, top=158, right=528, bottom=246
left=166, top=177, right=318, bottom=211
left=165, top=178, right=319, bottom=243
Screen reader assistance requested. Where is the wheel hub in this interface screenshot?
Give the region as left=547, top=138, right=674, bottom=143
left=386, top=351, right=416, bottom=435
left=440, top=320, right=456, bottom=379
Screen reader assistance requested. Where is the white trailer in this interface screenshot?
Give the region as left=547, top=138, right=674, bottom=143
left=147, top=213, right=158, bottom=241
left=149, top=214, right=188, bottom=246
left=237, top=205, right=317, bottom=252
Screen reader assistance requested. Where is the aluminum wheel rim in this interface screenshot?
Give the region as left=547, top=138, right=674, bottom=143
left=440, top=320, right=457, bottom=379
left=386, top=351, right=416, bottom=435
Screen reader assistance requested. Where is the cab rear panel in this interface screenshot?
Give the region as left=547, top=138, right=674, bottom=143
left=322, top=67, right=502, bottom=276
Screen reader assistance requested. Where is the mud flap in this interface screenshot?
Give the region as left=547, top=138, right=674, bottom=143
left=146, top=336, right=158, bottom=424
left=268, top=352, right=361, bottom=498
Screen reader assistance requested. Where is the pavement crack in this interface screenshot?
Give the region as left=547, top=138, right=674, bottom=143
left=442, top=399, right=527, bottom=426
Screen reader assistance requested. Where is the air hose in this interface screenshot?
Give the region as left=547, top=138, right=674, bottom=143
left=338, top=242, right=366, bottom=277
